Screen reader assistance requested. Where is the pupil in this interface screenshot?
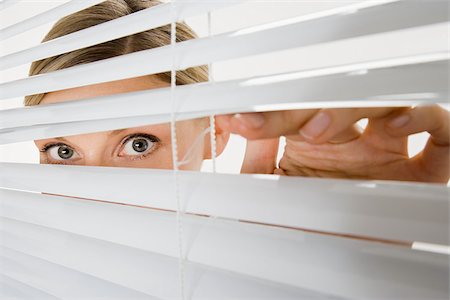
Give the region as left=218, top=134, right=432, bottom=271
left=132, top=139, right=148, bottom=153
left=58, top=146, right=73, bottom=159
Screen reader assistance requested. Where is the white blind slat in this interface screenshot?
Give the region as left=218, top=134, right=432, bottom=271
left=0, top=0, right=242, bottom=70
left=0, top=0, right=447, bottom=100
left=1, top=163, right=448, bottom=245
left=0, top=247, right=157, bottom=300
left=0, top=0, right=105, bottom=41
left=1, top=55, right=447, bottom=128
left=0, top=0, right=17, bottom=12
left=0, top=274, right=59, bottom=300
left=1, top=217, right=329, bottom=300
left=1, top=58, right=447, bottom=144
left=0, top=213, right=447, bottom=300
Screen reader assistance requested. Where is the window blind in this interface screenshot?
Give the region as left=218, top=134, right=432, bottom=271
left=0, top=0, right=449, bottom=299
left=0, top=0, right=105, bottom=41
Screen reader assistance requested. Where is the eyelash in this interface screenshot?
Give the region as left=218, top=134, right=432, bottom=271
left=40, top=133, right=161, bottom=160
left=40, top=142, right=69, bottom=153
left=118, top=133, right=160, bottom=159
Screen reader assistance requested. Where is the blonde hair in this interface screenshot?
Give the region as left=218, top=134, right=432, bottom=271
left=24, top=0, right=208, bottom=106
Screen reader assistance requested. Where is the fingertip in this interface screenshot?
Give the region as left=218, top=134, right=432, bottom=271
left=228, top=113, right=267, bottom=139
left=384, top=113, right=412, bottom=137
left=298, top=111, right=331, bottom=143
left=229, top=114, right=250, bottom=134
left=215, top=114, right=233, bottom=131
left=234, top=113, right=265, bottom=129
left=387, top=114, right=411, bottom=129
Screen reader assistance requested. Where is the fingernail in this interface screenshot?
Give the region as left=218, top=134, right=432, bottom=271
left=388, top=114, right=410, bottom=128
left=299, top=112, right=331, bottom=140
left=234, top=113, right=265, bottom=129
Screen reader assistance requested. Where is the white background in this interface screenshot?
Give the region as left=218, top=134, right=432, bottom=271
left=0, top=0, right=448, bottom=174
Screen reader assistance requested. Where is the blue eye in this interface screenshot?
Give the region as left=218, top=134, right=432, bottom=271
left=119, top=134, right=159, bottom=157
left=46, top=144, right=79, bottom=161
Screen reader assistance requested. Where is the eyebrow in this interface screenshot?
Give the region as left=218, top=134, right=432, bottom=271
left=52, top=128, right=126, bottom=141
left=110, top=129, right=126, bottom=136
left=53, top=136, right=69, bottom=142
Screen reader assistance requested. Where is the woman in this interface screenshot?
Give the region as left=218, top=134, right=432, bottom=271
left=27, top=0, right=449, bottom=183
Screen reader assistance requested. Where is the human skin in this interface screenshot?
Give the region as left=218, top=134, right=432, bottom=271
left=34, top=75, right=449, bottom=183
left=34, top=75, right=229, bottom=170
left=216, top=106, right=450, bottom=183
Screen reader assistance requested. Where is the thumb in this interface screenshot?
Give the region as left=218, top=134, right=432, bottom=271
left=240, top=138, right=279, bottom=174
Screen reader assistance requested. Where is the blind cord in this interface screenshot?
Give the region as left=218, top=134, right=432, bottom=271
left=208, top=11, right=217, bottom=173
left=178, top=127, right=211, bottom=167
left=170, top=2, right=186, bottom=299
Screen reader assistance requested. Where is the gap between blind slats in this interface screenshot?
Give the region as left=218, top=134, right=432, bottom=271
left=0, top=218, right=330, bottom=300
left=0, top=0, right=105, bottom=41
left=0, top=0, right=243, bottom=70
left=0, top=247, right=158, bottom=300
left=0, top=213, right=448, bottom=300
left=0, top=0, right=448, bottom=100
left=0, top=274, right=59, bottom=300
left=1, top=163, right=448, bottom=245
left=0, top=58, right=447, bottom=144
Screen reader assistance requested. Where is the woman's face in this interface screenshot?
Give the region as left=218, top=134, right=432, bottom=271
left=34, top=76, right=225, bottom=170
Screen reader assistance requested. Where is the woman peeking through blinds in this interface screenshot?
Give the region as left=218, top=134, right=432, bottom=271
left=26, top=0, right=449, bottom=184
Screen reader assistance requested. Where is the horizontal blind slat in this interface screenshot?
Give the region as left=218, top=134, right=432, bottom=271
left=1, top=58, right=447, bottom=144
left=2, top=56, right=447, bottom=128
left=0, top=247, right=158, bottom=300
left=0, top=0, right=104, bottom=41
left=0, top=217, right=325, bottom=300
left=0, top=0, right=17, bottom=12
left=0, top=0, right=242, bottom=70
left=0, top=213, right=447, bottom=300
left=1, top=163, right=448, bottom=245
left=0, top=274, right=60, bottom=300
left=0, top=0, right=447, bottom=99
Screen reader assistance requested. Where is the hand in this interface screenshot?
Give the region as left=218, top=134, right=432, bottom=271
left=216, top=105, right=449, bottom=183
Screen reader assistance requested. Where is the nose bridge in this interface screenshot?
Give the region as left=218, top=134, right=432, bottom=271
left=83, top=151, right=105, bottom=167
left=82, top=143, right=109, bottom=167
left=71, top=131, right=112, bottom=167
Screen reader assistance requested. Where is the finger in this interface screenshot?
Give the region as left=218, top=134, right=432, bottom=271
left=385, top=105, right=449, bottom=182
left=385, top=105, right=449, bottom=145
left=228, top=110, right=318, bottom=139
left=215, top=114, right=233, bottom=132
left=327, top=125, right=362, bottom=144
left=287, top=124, right=362, bottom=144
left=240, top=138, right=279, bottom=174
left=227, top=108, right=402, bottom=143
left=297, top=107, right=403, bottom=144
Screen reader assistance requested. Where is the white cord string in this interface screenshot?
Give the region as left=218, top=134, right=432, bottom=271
left=170, top=1, right=186, bottom=299
left=178, top=127, right=211, bottom=167
left=207, top=11, right=217, bottom=173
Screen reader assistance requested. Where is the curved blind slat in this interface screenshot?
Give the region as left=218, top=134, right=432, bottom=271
left=1, top=213, right=448, bottom=299
left=0, top=274, right=59, bottom=300
left=0, top=0, right=105, bottom=41
left=1, top=163, right=448, bottom=245
left=1, top=58, right=448, bottom=144
left=1, top=217, right=333, bottom=300
left=0, top=0, right=448, bottom=99
left=0, top=1, right=241, bottom=70
left=0, top=247, right=158, bottom=300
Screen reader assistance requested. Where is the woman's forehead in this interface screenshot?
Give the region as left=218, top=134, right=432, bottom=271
left=41, top=76, right=169, bottom=105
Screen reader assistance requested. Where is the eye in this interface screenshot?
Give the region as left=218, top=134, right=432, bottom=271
left=44, top=144, right=80, bottom=161
left=119, top=134, right=159, bottom=158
